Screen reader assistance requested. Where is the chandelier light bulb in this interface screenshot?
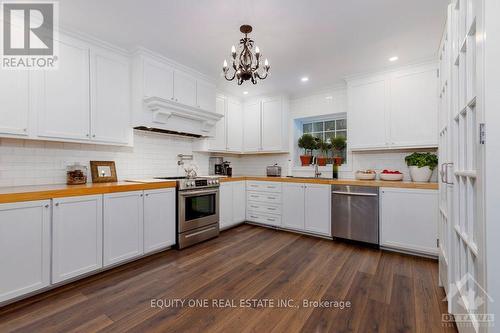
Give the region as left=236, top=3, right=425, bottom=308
left=264, top=59, right=269, bottom=67
left=255, top=46, right=260, bottom=54
left=231, top=45, right=236, bottom=54
left=223, top=59, right=228, bottom=69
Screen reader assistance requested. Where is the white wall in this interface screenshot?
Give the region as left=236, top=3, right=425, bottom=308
left=0, top=130, right=209, bottom=187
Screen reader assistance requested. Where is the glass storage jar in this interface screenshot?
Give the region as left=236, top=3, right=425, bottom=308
left=66, top=163, right=88, bottom=185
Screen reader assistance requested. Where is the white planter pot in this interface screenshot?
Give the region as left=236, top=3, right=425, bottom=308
left=409, top=166, right=433, bottom=182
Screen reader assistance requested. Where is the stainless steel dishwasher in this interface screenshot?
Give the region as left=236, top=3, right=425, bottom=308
left=331, top=185, right=379, bottom=245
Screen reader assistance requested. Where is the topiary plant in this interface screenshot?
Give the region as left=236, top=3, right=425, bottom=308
left=405, top=152, right=438, bottom=170
left=298, top=134, right=317, bottom=155
left=331, top=136, right=347, bottom=157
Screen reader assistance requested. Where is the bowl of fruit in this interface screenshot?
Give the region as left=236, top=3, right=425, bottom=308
left=355, top=170, right=377, bottom=180
left=380, top=170, right=404, bottom=181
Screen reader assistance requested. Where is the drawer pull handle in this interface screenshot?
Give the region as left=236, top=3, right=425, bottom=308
left=250, top=195, right=259, bottom=198
left=267, top=218, right=275, bottom=222
left=267, top=197, right=275, bottom=200
left=250, top=215, right=258, bottom=219
left=250, top=205, right=258, bottom=208
left=267, top=207, right=276, bottom=211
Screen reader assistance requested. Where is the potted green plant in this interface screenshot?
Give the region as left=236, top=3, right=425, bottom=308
left=298, top=134, right=317, bottom=166
left=331, top=136, right=347, bottom=166
left=316, top=138, right=331, bottom=166
left=404, top=152, right=438, bottom=182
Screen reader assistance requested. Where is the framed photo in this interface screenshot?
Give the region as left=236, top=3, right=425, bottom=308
left=90, top=161, right=117, bottom=183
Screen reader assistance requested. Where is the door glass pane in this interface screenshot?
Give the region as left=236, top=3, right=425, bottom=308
left=185, top=194, right=216, bottom=221
left=325, top=121, right=335, bottom=131
left=336, top=130, right=347, bottom=139
left=303, top=123, right=312, bottom=134
left=336, top=119, right=347, bottom=130
left=325, top=131, right=335, bottom=143
left=311, top=132, right=324, bottom=141
left=313, top=122, right=324, bottom=132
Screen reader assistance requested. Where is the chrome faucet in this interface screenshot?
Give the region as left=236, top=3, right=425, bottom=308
left=312, top=157, right=322, bottom=178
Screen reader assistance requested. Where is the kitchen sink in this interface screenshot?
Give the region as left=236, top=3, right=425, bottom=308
left=286, top=176, right=334, bottom=180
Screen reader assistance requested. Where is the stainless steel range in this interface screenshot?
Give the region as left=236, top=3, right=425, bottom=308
left=155, top=176, right=220, bottom=249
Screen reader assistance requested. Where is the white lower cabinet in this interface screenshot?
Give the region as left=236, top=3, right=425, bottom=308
left=103, top=191, right=144, bottom=267
left=143, top=188, right=176, bottom=253
left=380, top=188, right=438, bottom=256
left=0, top=200, right=51, bottom=303
left=282, top=183, right=331, bottom=236
left=220, top=181, right=246, bottom=229
left=52, top=195, right=103, bottom=283
left=246, top=181, right=282, bottom=227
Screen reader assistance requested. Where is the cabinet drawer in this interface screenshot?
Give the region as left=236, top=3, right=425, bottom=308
left=247, top=191, right=281, bottom=204
left=247, top=201, right=282, bottom=215
left=246, top=212, right=281, bottom=227
left=246, top=181, right=282, bottom=193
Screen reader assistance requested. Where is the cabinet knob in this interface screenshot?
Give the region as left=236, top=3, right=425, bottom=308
left=92, top=134, right=96, bottom=138
left=145, top=193, right=149, bottom=197
left=55, top=203, right=59, bottom=207
left=171, top=97, right=174, bottom=100
left=23, top=128, right=27, bottom=132
left=44, top=204, right=49, bottom=208
left=86, top=134, right=90, bottom=137
left=140, top=194, right=144, bottom=197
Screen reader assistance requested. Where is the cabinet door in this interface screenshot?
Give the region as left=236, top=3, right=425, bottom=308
left=282, top=183, right=305, bottom=231
left=389, top=67, right=438, bottom=147
left=91, top=48, right=131, bottom=144
left=348, top=77, right=388, bottom=149
left=37, top=35, right=90, bottom=140
left=380, top=188, right=438, bottom=255
left=143, top=58, right=174, bottom=100
left=196, top=80, right=216, bottom=112
left=0, top=70, right=30, bottom=136
left=0, top=200, right=50, bottom=303
left=103, top=191, right=144, bottom=266
left=208, top=96, right=227, bottom=151
left=261, top=97, right=283, bottom=151
left=226, top=99, right=243, bottom=152
left=304, top=184, right=331, bottom=236
left=232, top=181, right=246, bottom=223
left=243, top=101, right=261, bottom=152
left=144, top=189, right=176, bottom=253
left=52, top=195, right=103, bottom=283
left=219, top=183, right=233, bottom=229
left=173, top=70, right=197, bottom=107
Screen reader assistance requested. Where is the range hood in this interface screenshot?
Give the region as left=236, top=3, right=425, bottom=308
left=136, top=96, right=223, bottom=138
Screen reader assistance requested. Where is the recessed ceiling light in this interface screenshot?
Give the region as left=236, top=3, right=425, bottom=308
left=243, top=91, right=248, bottom=95
left=389, top=56, right=399, bottom=62
left=301, top=77, right=309, bottom=82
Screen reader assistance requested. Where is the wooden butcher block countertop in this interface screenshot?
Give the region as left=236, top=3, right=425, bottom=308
left=219, top=176, right=439, bottom=190
left=0, top=181, right=176, bottom=204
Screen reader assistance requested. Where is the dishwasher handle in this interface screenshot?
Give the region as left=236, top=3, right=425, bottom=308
left=331, top=191, right=378, bottom=197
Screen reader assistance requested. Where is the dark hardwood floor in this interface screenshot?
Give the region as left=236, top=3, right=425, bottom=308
left=0, top=225, right=457, bottom=333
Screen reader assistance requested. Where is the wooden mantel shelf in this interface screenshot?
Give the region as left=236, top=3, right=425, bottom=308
left=0, top=181, right=176, bottom=204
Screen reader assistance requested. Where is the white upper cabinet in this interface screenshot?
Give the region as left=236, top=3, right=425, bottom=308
left=37, top=35, right=91, bottom=141
left=226, top=99, right=243, bottom=152
left=143, top=188, right=176, bottom=253
left=347, top=62, right=438, bottom=150
left=143, top=58, right=174, bottom=100
left=51, top=195, right=103, bottom=283
left=196, top=80, right=216, bottom=112
left=90, top=47, right=131, bottom=144
left=388, top=67, right=438, bottom=147
left=173, top=70, right=197, bottom=106
left=243, top=101, right=262, bottom=152
left=0, top=70, right=30, bottom=137
left=208, top=95, right=227, bottom=151
left=0, top=200, right=51, bottom=303
left=103, top=191, right=144, bottom=267
left=261, top=97, right=283, bottom=151
left=348, top=76, right=388, bottom=149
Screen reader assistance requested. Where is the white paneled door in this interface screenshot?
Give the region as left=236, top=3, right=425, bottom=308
left=226, top=99, right=243, bottom=152
left=143, top=189, right=176, bottom=253
left=0, top=70, right=30, bottom=136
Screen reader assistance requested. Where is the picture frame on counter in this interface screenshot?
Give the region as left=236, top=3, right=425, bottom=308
left=90, top=161, right=117, bottom=183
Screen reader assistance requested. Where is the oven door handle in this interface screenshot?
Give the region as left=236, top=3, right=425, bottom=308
left=179, top=189, right=219, bottom=197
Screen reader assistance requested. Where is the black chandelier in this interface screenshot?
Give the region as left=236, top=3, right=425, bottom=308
left=222, top=25, right=270, bottom=85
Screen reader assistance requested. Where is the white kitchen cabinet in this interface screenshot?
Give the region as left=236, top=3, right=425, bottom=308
left=304, top=184, right=331, bottom=236
left=37, top=35, right=91, bottom=141
left=282, top=183, right=305, bottom=231
left=347, top=62, right=438, bottom=150
left=208, top=95, right=227, bottom=151
left=103, top=191, right=144, bottom=267
left=243, top=101, right=262, bottom=152
left=232, top=181, right=246, bottom=223
left=388, top=67, right=438, bottom=147
left=220, top=181, right=246, bottom=229
left=261, top=97, right=283, bottom=151
left=143, top=58, right=174, bottom=100
left=226, top=99, right=243, bottom=152
left=52, top=195, right=103, bottom=283
left=348, top=76, right=388, bottom=149
left=0, top=70, right=30, bottom=137
left=0, top=200, right=51, bottom=303
left=173, top=70, right=197, bottom=107
left=196, top=80, right=216, bottom=112
left=90, top=47, right=131, bottom=144
left=144, top=188, right=176, bottom=253
left=380, top=188, right=438, bottom=256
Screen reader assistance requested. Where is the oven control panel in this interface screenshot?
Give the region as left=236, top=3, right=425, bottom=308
left=178, top=177, right=219, bottom=190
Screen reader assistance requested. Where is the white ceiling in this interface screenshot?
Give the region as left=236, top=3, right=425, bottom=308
left=59, top=0, right=449, bottom=98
